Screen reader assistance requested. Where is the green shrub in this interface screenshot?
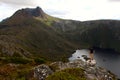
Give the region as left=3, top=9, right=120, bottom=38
left=2, top=57, right=32, bottom=64
left=62, top=68, right=85, bottom=78
left=12, top=52, right=22, bottom=57
left=49, top=64, right=59, bottom=72
left=46, top=72, right=78, bottom=80
left=34, top=58, right=46, bottom=64
left=46, top=68, right=86, bottom=80
left=17, top=77, right=26, bottom=80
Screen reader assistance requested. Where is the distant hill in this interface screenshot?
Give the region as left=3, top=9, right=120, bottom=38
left=0, top=7, right=120, bottom=61
left=61, top=20, right=120, bottom=52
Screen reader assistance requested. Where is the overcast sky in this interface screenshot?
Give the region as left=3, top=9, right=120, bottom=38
left=0, top=0, right=120, bottom=21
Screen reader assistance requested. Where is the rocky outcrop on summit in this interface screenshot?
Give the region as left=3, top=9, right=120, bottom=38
left=26, top=7, right=46, bottom=18
left=12, top=7, right=47, bottom=18
left=1, top=7, right=49, bottom=25
left=31, top=59, right=117, bottom=80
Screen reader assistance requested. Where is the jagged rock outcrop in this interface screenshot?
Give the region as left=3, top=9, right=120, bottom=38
left=26, top=7, right=46, bottom=18
left=33, top=64, right=53, bottom=80
left=31, top=59, right=117, bottom=80
left=11, top=7, right=47, bottom=19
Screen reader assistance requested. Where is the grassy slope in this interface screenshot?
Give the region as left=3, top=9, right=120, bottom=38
left=0, top=17, right=78, bottom=61
left=1, top=15, right=120, bottom=62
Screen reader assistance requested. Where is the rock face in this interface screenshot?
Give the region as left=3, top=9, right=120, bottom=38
left=12, top=7, right=47, bottom=18
left=33, top=64, right=53, bottom=80
left=32, top=59, right=117, bottom=80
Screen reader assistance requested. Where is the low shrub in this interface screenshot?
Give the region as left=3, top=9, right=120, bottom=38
left=1, top=57, right=32, bottom=64
left=46, top=72, right=78, bottom=80
left=46, top=68, right=86, bottom=80
left=34, top=58, right=46, bottom=64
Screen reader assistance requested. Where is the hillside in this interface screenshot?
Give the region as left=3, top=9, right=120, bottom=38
left=0, top=7, right=78, bottom=61
left=61, top=20, right=120, bottom=52
left=0, top=6, right=120, bottom=61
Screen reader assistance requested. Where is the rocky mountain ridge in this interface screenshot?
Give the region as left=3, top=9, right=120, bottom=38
left=30, top=59, right=117, bottom=80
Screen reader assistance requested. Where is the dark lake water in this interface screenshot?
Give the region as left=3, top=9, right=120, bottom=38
left=69, top=49, right=120, bottom=78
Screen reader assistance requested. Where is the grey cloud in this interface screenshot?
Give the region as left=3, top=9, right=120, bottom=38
left=0, top=0, right=34, bottom=6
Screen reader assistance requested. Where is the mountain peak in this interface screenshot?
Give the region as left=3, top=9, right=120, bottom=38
left=12, top=6, right=47, bottom=19
left=1, top=7, right=49, bottom=25
left=25, top=6, right=46, bottom=17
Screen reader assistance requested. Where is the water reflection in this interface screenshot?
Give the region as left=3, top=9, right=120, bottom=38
left=69, top=49, right=89, bottom=61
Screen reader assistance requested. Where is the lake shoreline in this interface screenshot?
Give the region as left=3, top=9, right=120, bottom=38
left=69, top=49, right=120, bottom=78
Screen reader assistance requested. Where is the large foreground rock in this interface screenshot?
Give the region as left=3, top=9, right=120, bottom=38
left=31, top=59, right=117, bottom=80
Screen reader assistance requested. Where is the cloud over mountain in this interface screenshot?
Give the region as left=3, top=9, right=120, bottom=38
left=0, top=0, right=120, bottom=21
